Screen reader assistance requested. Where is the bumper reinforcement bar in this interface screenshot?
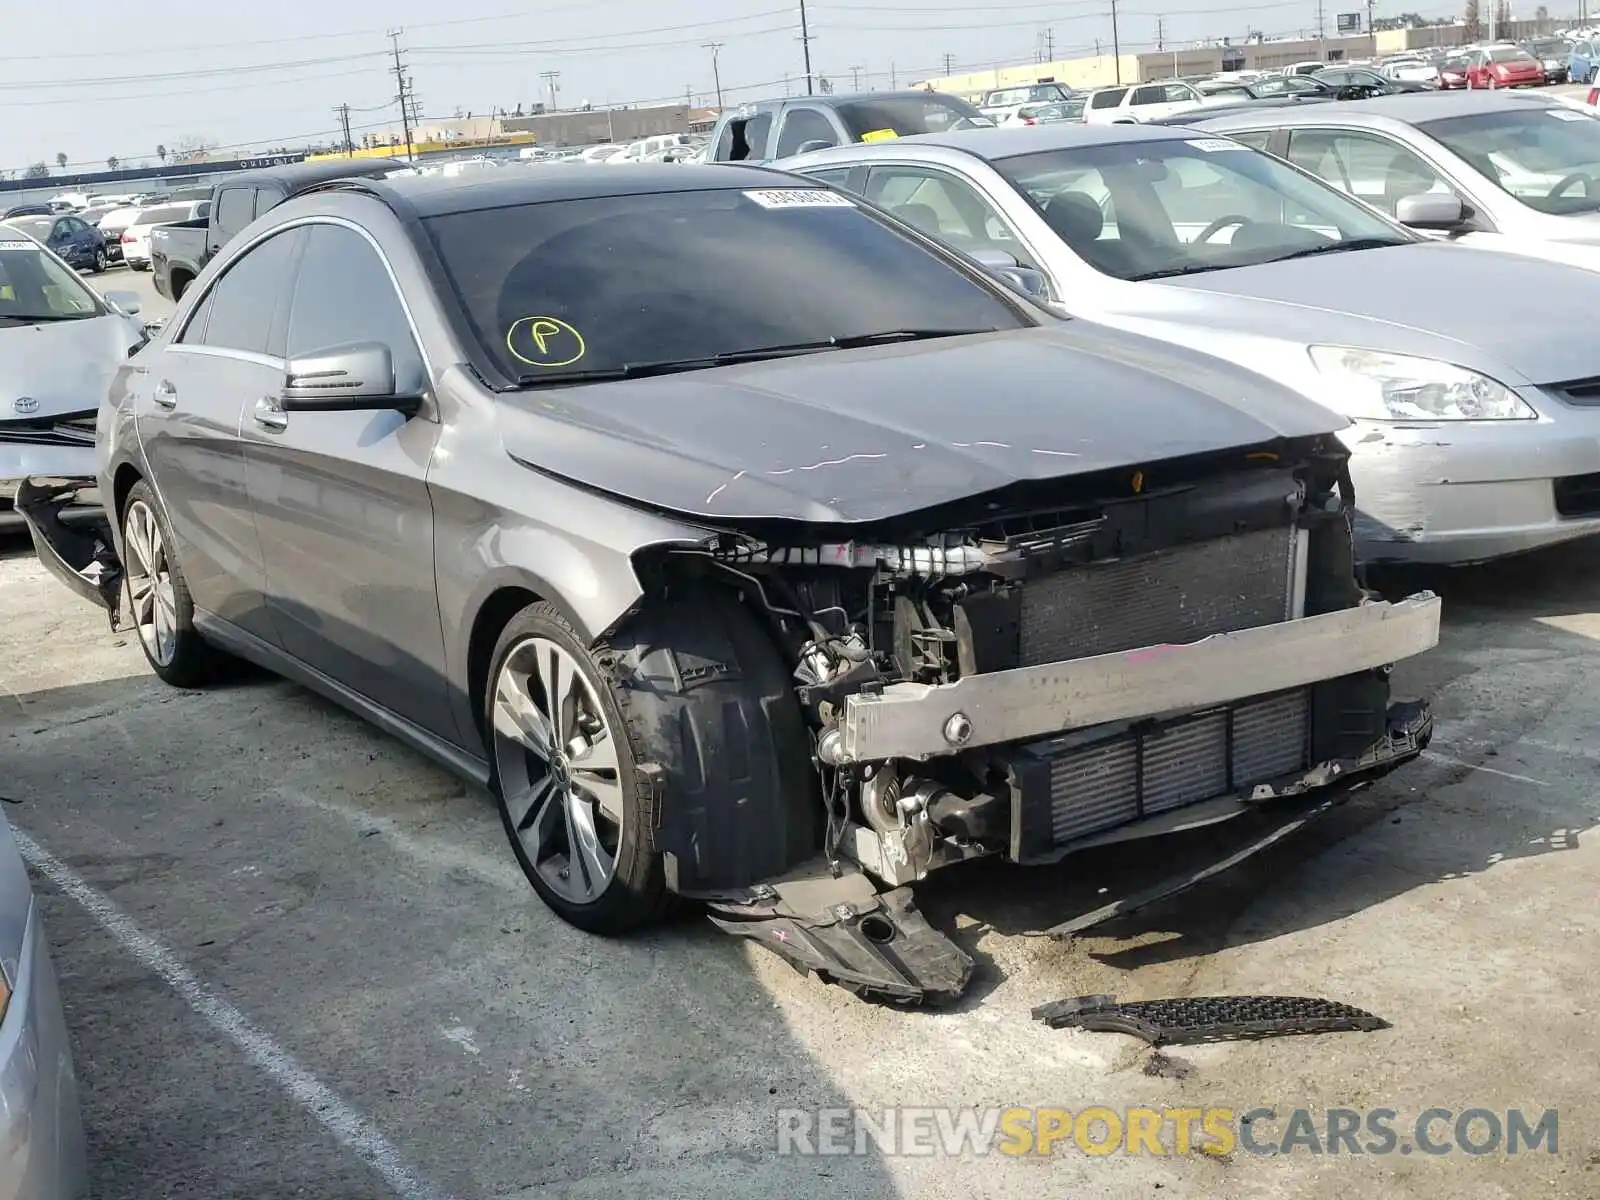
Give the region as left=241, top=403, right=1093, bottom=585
left=835, top=592, right=1441, bottom=764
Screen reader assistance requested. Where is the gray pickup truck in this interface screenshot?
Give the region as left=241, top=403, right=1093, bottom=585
left=707, top=91, right=993, bottom=163
left=151, top=157, right=404, bottom=301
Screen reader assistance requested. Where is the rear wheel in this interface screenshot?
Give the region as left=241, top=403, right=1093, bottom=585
left=120, top=481, right=226, bottom=687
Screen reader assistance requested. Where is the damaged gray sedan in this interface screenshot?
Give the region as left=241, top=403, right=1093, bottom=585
left=24, top=166, right=1442, bottom=1003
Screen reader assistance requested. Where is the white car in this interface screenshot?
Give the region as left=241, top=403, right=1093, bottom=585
left=1082, top=79, right=1231, bottom=124
left=1383, top=57, right=1441, bottom=84
left=116, top=199, right=210, bottom=271
left=0, top=232, right=146, bottom=529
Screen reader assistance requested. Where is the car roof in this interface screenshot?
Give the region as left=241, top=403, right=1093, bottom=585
left=879, top=121, right=1194, bottom=158
left=307, top=162, right=815, bottom=217
left=220, top=157, right=407, bottom=191
left=732, top=90, right=972, bottom=114
left=1191, top=89, right=1556, bottom=130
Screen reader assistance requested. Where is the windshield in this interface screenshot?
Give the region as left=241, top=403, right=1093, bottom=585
left=834, top=96, right=994, bottom=138
left=4, top=217, right=53, bottom=241
left=994, top=135, right=1411, bottom=281
left=1488, top=47, right=1535, bottom=62
left=0, top=237, right=102, bottom=321
left=131, top=204, right=193, bottom=226
left=422, top=186, right=1029, bottom=383
left=1419, top=107, right=1600, bottom=214
left=1527, top=40, right=1567, bottom=55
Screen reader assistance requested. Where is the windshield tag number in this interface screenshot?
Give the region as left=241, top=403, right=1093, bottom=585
left=1187, top=138, right=1244, bottom=152
left=0, top=239, right=35, bottom=250
left=742, top=189, right=857, bottom=209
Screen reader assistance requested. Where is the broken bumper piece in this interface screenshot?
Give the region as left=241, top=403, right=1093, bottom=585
left=827, top=592, right=1442, bottom=764
left=1030, top=994, right=1389, bottom=1044
left=703, top=859, right=974, bottom=1006
left=15, top=479, right=122, bottom=620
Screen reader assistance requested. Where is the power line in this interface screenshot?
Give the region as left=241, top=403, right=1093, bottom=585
left=0, top=51, right=388, bottom=91
left=411, top=7, right=794, bottom=52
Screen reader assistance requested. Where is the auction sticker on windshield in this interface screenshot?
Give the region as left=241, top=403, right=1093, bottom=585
left=0, top=240, right=35, bottom=250
left=861, top=129, right=901, bottom=143
left=1187, top=138, right=1245, bottom=152
left=742, top=189, right=857, bottom=209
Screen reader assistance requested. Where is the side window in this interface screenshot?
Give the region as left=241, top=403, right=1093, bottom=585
left=51, top=219, right=72, bottom=240
left=1286, top=129, right=1451, bottom=216
left=775, top=108, right=840, bottom=158
left=214, top=188, right=253, bottom=237
left=67, top=217, right=89, bottom=234
left=254, top=186, right=286, bottom=218
left=1227, top=129, right=1276, bottom=152
left=1163, top=84, right=1197, bottom=103
left=182, top=230, right=302, bottom=355
left=864, top=166, right=1038, bottom=267
left=802, top=167, right=857, bottom=190
left=1130, top=86, right=1165, bottom=106
left=286, top=224, right=424, bottom=389
left=742, top=113, right=774, bottom=158
left=196, top=201, right=212, bottom=220
left=1089, top=88, right=1128, bottom=109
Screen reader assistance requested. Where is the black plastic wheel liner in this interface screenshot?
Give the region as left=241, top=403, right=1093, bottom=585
left=1031, top=994, right=1389, bottom=1045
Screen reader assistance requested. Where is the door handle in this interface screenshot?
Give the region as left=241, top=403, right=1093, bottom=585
left=153, top=379, right=178, bottom=409
left=253, top=395, right=288, bottom=432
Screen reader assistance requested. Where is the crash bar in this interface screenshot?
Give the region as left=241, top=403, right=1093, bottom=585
left=837, top=592, right=1442, bottom=764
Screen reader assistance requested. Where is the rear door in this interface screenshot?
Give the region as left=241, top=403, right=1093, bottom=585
left=238, top=220, right=452, bottom=737
left=136, top=229, right=303, bottom=639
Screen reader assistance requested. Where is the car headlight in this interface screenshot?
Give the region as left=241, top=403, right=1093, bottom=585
left=1307, top=346, right=1538, bottom=420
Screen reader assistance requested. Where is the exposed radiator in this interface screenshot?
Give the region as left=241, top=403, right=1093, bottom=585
left=1042, top=689, right=1312, bottom=848
left=1018, top=525, right=1301, bottom=667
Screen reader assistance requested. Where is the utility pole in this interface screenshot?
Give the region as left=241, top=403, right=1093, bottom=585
left=703, top=42, right=724, bottom=108
left=334, top=103, right=354, bottom=156
left=1044, top=28, right=1055, bottom=59
left=942, top=52, right=955, bottom=75
left=850, top=64, right=863, bottom=90
left=799, top=0, right=815, bottom=95
left=1110, top=0, right=1122, bottom=83
left=540, top=70, right=561, bottom=112
left=889, top=62, right=897, bottom=88
left=1316, top=0, right=1326, bottom=54
left=387, top=30, right=415, bottom=162
left=1156, top=16, right=1164, bottom=50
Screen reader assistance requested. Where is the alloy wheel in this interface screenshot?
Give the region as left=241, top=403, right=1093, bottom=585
left=94, top=248, right=107, bottom=271
left=491, top=636, right=625, bottom=904
left=122, top=499, right=178, bottom=666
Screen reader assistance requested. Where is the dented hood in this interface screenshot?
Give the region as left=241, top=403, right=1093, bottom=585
left=0, top=313, right=139, bottom=481
left=494, top=323, right=1344, bottom=524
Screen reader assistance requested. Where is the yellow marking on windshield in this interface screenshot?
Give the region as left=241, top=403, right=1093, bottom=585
left=860, top=129, right=900, bottom=143
left=506, top=315, right=586, bottom=368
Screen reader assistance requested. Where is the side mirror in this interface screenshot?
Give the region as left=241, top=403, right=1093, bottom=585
left=795, top=139, right=837, bottom=155
left=281, top=342, right=422, bottom=415
left=1395, top=192, right=1465, bottom=230
left=996, top=265, right=1051, bottom=300
left=102, top=289, right=141, bottom=315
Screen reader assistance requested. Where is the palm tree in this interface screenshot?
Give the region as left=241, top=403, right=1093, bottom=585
left=54, top=152, right=68, bottom=172
left=156, top=144, right=167, bottom=165
left=106, top=155, right=120, bottom=171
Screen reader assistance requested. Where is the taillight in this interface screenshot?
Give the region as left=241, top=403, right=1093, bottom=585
left=121, top=232, right=134, bottom=243
left=1589, top=87, right=1599, bottom=105
left=1021, top=116, right=1035, bottom=125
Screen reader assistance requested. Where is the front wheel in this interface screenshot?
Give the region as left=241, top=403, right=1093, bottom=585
left=92, top=247, right=107, bottom=273
left=120, top=481, right=226, bottom=687
left=487, top=602, right=668, bottom=934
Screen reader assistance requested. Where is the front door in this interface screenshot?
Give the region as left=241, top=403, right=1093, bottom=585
left=133, top=229, right=303, bottom=640
left=238, top=221, right=453, bottom=739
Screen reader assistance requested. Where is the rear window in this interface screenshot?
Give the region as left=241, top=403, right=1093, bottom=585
left=422, top=187, right=1028, bottom=384
left=1089, top=88, right=1128, bottom=109
left=132, top=205, right=192, bottom=226
left=833, top=96, right=993, bottom=139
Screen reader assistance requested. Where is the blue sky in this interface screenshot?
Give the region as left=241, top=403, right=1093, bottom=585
left=7, top=0, right=1467, bottom=172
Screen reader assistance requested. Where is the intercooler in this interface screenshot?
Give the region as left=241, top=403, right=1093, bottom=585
left=1004, top=524, right=1313, bottom=855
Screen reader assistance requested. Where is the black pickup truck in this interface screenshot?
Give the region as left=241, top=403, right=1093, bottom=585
left=707, top=91, right=993, bottom=163
left=151, top=157, right=404, bottom=301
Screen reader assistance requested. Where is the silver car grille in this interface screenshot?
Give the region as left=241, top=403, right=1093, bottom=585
left=1018, top=525, right=1300, bottom=667
left=1045, top=689, right=1312, bottom=847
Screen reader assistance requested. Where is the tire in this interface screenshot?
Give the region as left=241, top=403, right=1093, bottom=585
left=119, top=480, right=226, bottom=688
left=484, top=591, right=816, bottom=935
left=92, top=247, right=107, bottom=273
left=130, top=262, right=150, bottom=272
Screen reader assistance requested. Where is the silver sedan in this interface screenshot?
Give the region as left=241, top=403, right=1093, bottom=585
left=0, top=811, right=89, bottom=1199
left=784, top=123, right=1600, bottom=564
left=1186, top=90, right=1600, bottom=270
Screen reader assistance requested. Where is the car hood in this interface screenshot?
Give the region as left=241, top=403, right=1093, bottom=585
left=0, top=313, right=140, bottom=422
left=493, top=324, right=1345, bottom=525
left=1154, top=242, right=1600, bottom=385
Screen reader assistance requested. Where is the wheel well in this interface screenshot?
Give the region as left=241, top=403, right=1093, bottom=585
left=111, top=464, right=143, bottom=522
left=170, top=270, right=193, bottom=299
left=466, top=586, right=542, bottom=736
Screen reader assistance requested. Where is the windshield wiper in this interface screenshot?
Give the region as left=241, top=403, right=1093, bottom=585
left=0, top=313, right=96, bottom=324
left=511, top=328, right=998, bottom=387
left=1126, top=263, right=1225, bottom=281
left=1259, top=237, right=1412, bottom=264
